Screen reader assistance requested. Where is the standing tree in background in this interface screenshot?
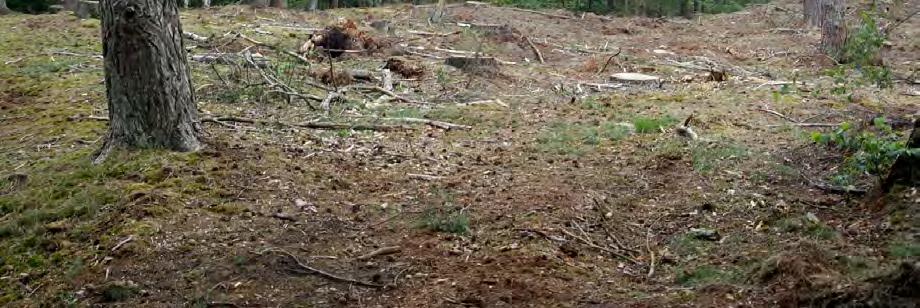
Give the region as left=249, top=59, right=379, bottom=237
left=820, top=0, right=847, bottom=61
left=0, top=0, right=10, bottom=14
left=270, top=0, right=286, bottom=8
left=203, top=0, right=210, bottom=8
left=804, top=0, right=827, bottom=27
left=308, top=0, right=318, bottom=11
left=96, top=0, right=200, bottom=163
left=430, top=0, right=446, bottom=22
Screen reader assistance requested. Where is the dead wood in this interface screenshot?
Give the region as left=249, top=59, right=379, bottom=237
left=384, top=57, right=425, bottom=78
left=356, top=246, right=402, bottom=260
left=201, top=116, right=407, bottom=131
left=261, top=248, right=384, bottom=288
left=523, top=36, right=545, bottom=64
left=407, top=173, right=445, bottom=181
left=596, top=48, right=622, bottom=74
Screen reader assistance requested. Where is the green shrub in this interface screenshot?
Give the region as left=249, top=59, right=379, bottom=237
left=812, top=118, right=919, bottom=184
left=417, top=207, right=470, bottom=235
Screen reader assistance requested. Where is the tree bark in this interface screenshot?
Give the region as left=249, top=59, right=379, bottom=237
left=804, top=0, right=827, bottom=27
left=0, top=0, right=10, bottom=14
left=820, top=0, right=846, bottom=61
left=250, top=0, right=268, bottom=8
left=882, top=119, right=920, bottom=192
left=270, top=0, right=286, bottom=8
left=64, top=0, right=79, bottom=11
left=308, top=0, right=318, bottom=11
left=97, top=0, right=200, bottom=162
left=331, top=0, right=339, bottom=9
left=430, top=0, right=446, bottom=22
left=202, top=0, right=210, bottom=8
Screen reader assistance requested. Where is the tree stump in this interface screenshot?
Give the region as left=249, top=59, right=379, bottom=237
left=0, top=0, right=9, bottom=15
left=804, top=0, right=827, bottom=28
left=97, top=0, right=200, bottom=161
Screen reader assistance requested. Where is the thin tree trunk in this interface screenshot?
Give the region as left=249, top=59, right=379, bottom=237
left=202, top=0, right=210, bottom=8
left=882, top=119, right=920, bottom=192
left=250, top=0, right=268, bottom=8
left=64, top=0, right=79, bottom=11
left=430, top=0, right=446, bottom=22
left=308, top=0, right=318, bottom=11
left=97, top=0, right=200, bottom=162
left=270, top=0, right=286, bottom=8
left=820, top=0, right=847, bottom=61
left=0, top=0, right=10, bottom=14
left=182, top=0, right=189, bottom=8
left=331, top=0, right=339, bottom=9
left=804, top=0, right=827, bottom=27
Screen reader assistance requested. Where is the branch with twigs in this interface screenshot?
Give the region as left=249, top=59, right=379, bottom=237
left=596, top=47, right=623, bottom=74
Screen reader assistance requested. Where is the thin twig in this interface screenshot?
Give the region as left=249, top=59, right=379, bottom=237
left=560, top=228, right=638, bottom=263
left=758, top=107, right=799, bottom=123
left=596, top=48, right=623, bottom=74
left=261, top=248, right=384, bottom=288
left=356, top=246, right=402, bottom=261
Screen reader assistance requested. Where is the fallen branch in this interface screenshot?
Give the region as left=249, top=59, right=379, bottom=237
left=798, top=170, right=867, bottom=195
left=505, top=6, right=574, bottom=19
left=523, top=36, right=545, bottom=64
left=766, top=122, right=841, bottom=127
left=183, top=31, right=209, bottom=43
left=362, top=86, right=428, bottom=105
left=382, top=117, right=471, bottom=130
left=758, top=107, right=799, bottom=123
left=560, top=227, right=638, bottom=263
left=407, top=173, right=445, bottom=181
left=261, top=248, right=384, bottom=288
left=356, top=246, right=402, bottom=260
left=202, top=116, right=407, bottom=131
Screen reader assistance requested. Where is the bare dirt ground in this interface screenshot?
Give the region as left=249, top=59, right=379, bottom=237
left=1, top=0, right=919, bottom=306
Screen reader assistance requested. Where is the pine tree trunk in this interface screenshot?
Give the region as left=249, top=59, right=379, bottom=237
left=64, top=0, right=79, bottom=11
left=270, top=0, right=286, bottom=8
left=430, top=0, right=446, bottom=22
left=202, top=0, right=210, bottom=8
left=308, top=0, right=318, bottom=11
left=331, top=0, right=338, bottom=9
left=250, top=0, right=268, bottom=8
left=882, top=119, right=920, bottom=192
left=97, top=0, right=200, bottom=162
left=820, top=0, right=846, bottom=61
left=0, top=0, right=10, bottom=14
left=804, top=0, right=827, bottom=27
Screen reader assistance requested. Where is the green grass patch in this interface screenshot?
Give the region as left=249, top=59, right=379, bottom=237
left=691, top=143, right=748, bottom=173
left=416, top=207, right=470, bottom=235
left=632, top=115, right=677, bottom=134
left=889, top=240, right=920, bottom=258
left=535, top=121, right=632, bottom=155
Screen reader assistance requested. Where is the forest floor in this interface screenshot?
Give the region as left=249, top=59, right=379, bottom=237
left=1, top=0, right=919, bottom=306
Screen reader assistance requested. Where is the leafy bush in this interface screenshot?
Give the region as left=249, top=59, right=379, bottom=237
left=812, top=118, right=919, bottom=184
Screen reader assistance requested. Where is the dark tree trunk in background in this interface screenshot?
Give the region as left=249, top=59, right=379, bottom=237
left=64, top=0, right=79, bottom=11
left=0, top=0, right=10, bottom=14
left=332, top=0, right=339, bottom=9
left=882, top=119, right=920, bottom=192
left=270, top=0, right=286, bottom=8
left=97, top=0, right=200, bottom=163
left=804, top=0, right=828, bottom=27
left=820, top=0, right=846, bottom=61
left=249, top=0, right=268, bottom=8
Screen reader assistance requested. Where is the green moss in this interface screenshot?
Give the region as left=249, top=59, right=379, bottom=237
left=691, top=143, right=748, bottom=173
left=889, top=241, right=920, bottom=258
left=417, top=207, right=470, bottom=235
left=676, top=265, right=741, bottom=286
